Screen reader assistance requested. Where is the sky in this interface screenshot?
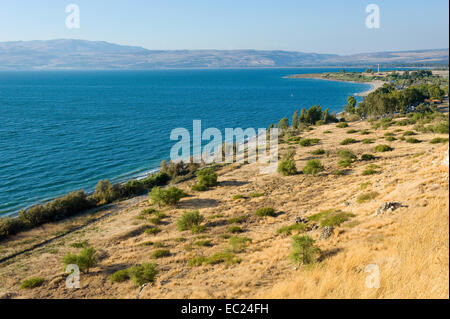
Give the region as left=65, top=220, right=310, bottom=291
left=0, top=0, right=448, bottom=55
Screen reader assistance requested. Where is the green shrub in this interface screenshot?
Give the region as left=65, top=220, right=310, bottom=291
left=110, top=269, right=130, bottom=283
left=362, top=167, right=378, bottom=175
left=357, top=192, right=379, bottom=204
left=21, top=277, right=45, bottom=289
left=232, top=194, right=245, bottom=200
left=177, top=211, right=204, bottom=231
left=384, top=132, right=394, bottom=137
left=151, top=249, right=171, bottom=259
left=347, top=129, right=359, bottom=134
left=70, top=240, right=89, bottom=248
left=145, top=227, right=162, bottom=235
left=194, top=240, right=212, bottom=247
left=227, top=226, right=243, bottom=234
left=361, top=154, right=376, bottom=161
left=192, top=168, right=218, bottom=191
left=406, top=138, right=421, bottom=144
left=289, top=235, right=320, bottom=265
left=336, top=122, right=349, bottom=128
left=430, top=137, right=449, bottom=144
left=204, top=252, right=241, bottom=265
left=150, top=186, right=186, bottom=207
left=128, top=263, right=158, bottom=286
left=308, top=210, right=354, bottom=227
left=229, top=236, right=251, bottom=253
left=360, top=130, right=371, bottom=135
left=320, top=212, right=355, bottom=227
left=299, top=138, right=320, bottom=147
left=403, top=131, right=416, bottom=137
left=362, top=139, right=375, bottom=144
left=63, top=246, right=97, bottom=273
left=227, top=216, right=248, bottom=224
left=255, top=207, right=276, bottom=217
left=191, top=225, right=207, bottom=234
left=375, top=145, right=393, bottom=152
left=277, top=158, right=297, bottom=176
left=360, top=182, right=372, bottom=190
left=303, top=159, right=324, bottom=175
left=340, top=138, right=358, bottom=145
left=311, top=149, right=326, bottom=156
left=386, top=136, right=397, bottom=142
left=277, top=223, right=307, bottom=235
left=250, top=192, right=264, bottom=198
left=188, top=256, right=207, bottom=266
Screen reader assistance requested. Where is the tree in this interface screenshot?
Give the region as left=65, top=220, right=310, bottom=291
left=345, top=96, right=357, bottom=114
left=278, top=118, right=289, bottom=130
left=292, top=110, right=299, bottom=129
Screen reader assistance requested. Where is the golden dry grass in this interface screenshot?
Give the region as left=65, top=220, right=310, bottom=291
left=0, top=115, right=448, bottom=299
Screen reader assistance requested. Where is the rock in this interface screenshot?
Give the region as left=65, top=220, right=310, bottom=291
left=375, top=202, right=408, bottom=216
left=0, top=292, right=17, bottom=299
left=294, top=216, right=308, bottom=224
left=319, top=226, right=334, bottom=240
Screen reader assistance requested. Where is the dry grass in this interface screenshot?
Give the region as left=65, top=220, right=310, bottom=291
left=263, top=199, right=449, bottom=299
left=0, top=115, right=448, bottom=299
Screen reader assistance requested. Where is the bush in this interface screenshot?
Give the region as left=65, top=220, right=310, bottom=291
left=347, top=129, right=359, bottom=134
left=299, top=138, right=320, bottom=147
left=277, top=223, right=307, bottom=235
left=192, top=168, right=218, bottom=191
left=227, top=226, right=243, bottom=234
left=289, top=235, right=320, bottom=265
left=277, top=158, right=297, bottom=176
left=385, top=136, right=397, bottom=142
left=145, top=227, right=162, bottom=235
left=361, top=154, right=376, bottom=161
left=430, top=137, right=449, bottom=144
left=403, top=131, right=416, bottom=137
left=150, top=186, right=186, bottom=207
left=229, top=236, right=251, bottom=253
left=406, top=138, right=421, bottom=144
left=308, top=210, right=354, bottom=227
left=21, top=277, right=45, bottom=289
left=311, top=149, right=326, bottom=156
left=128, top=263, right=158, bottom=286
left=151, top=249, right=171, bottom=258
left=375, top=145, right=393, bottom=152
left=303, top=159, right=324, bottom=175
left=232, top=194, right=245, bottom=200
left=110, top=269, right=130, bottom=283
left=362, top=167, right=378, bottom=175
left=362, top=139, right=375, bottom=144
left=357, top=192, right=379, bottom=204
left=0, top=217, right=23, bottom=240
left=336, top=122, right=349, bottom=128
left=177, top=211, right=204, bottom=231
left=63, top=246, right=97, bottom=273
left=194, top=240, right=212, bottom=247
left=227, top=216, right=248, bottom=224
left=320, top=212, right=355, bottom=227
left=255, top=207, right=276, bottom=217
left=340, top=138, right=358, bottom=145
left=250, top=192, right=264, bottom=198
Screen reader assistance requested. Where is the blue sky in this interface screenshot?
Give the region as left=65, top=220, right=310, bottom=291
left=0, top=0, right=448, bottom=54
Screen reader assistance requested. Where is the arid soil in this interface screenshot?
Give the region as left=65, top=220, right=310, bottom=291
left=0, top=116, right=448, bottom=299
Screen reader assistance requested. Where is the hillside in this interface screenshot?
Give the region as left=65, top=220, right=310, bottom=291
left=0, top=112, right=448, bottom=299
left=0, top=39, right=448, bottom=70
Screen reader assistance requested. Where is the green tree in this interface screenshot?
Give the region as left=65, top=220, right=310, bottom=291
left=345, top=96, right=357, bottom=114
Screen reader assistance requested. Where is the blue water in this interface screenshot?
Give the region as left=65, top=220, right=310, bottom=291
left=0, top=68, right=371, bottom=216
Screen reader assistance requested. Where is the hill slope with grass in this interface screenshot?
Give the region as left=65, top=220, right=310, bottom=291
left=0, top=112, right=448, bottom=299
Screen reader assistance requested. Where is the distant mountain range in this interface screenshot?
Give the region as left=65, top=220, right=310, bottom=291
left=0, top=39, right=448, bottom=70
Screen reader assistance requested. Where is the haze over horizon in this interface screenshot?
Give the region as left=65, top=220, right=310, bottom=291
left=0, top=0, right=448, bottom=55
